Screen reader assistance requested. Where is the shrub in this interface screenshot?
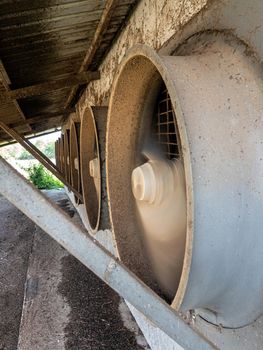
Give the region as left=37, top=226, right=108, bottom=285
left=44, top=143, right=55, bottom=158
left=18, top=149, right=34, bottom=160
left=27, top=164, right=63, bottom=189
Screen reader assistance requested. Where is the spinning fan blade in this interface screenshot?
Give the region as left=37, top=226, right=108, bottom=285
left=132, top=156, right=187, bottom=299
left=89, top=157, right=100, bottom=195
left=141, top=135, right=164, bottom=161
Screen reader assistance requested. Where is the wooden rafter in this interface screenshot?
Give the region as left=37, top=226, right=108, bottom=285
left=0, top=59, right=31, bottom=129
left=0, top=71, right=100, bottom=102
left=9, top=109, right=74, bottom=128
left=64, top=0, right=118, bottom=108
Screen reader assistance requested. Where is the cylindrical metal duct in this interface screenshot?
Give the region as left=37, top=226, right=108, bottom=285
left=55, top=138, right=62, bottom=171
left=55, top=140, right=59, bottom=169
left=63, top=129, right=71, bottom=185
left=80, top=105, right=109, bottom=233
left=106, top=35, right=263, bottom=328
left=59, top=134, right=65, bottom=176
left=70, top=121, right=82, bottom=204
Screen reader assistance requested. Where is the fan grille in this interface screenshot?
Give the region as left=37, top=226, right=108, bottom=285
left=156, top=86, right=181, bottom=160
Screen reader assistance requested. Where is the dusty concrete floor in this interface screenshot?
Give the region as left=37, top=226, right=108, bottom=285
left=0, top=194, right=35, bottom=350
left=0, top=190, right=149, bottom=350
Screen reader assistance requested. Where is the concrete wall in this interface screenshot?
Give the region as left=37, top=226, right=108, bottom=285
left=75, top=0, right=207, bottom=113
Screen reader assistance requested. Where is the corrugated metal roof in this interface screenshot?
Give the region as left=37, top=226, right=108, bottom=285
left=0, top=0, right=138, bottom=144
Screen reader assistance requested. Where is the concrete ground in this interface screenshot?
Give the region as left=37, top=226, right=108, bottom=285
left=0, top=189, right=149, bottom=350
left=0, top=194, right=35, bottom=350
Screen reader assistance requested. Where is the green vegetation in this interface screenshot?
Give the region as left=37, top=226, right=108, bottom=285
left=18, top=149, right=34, bottom=160
left=0, top=132, right=61, bottom=190
left=0, top=144, right=21, bottom=160
left=43, top=143, right=55, bottom=158
left=27, top=164, right=63, bottom=189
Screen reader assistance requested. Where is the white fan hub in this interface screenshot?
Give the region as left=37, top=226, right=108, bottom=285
left=89, top=158, right=99, bottom=179
left=131, top=162, right=157, bottom=203
left=131, top=160, right=178, bottom=205
left=74, top=157, right=79, bottom=170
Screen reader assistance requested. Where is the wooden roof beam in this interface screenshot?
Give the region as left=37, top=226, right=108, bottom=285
left=0, top=59, right=32, bottom=130
left=9, top=108, right=74, bottom=128
left=0, top=71, right=100, bottom=102
left=65, top=0, right=118, bottom=108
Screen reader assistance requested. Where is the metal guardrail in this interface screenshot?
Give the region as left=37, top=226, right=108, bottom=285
left=0, top=156, right=216, bottom=350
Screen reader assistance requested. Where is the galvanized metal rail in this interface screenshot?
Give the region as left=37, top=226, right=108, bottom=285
left=0, top=156, right=216, bottom=350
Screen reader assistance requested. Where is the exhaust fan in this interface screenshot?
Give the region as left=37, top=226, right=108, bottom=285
left=55, top=139, right=60, bottom=171
left=63, top=129, right=71, bottom=184
left=59, top=134, right=65, bottom=176
left=106, top=34, right=263, bottom=328
left=70, top=121, right=82, bottom=204
left=80, top=105, right=109, bottom=232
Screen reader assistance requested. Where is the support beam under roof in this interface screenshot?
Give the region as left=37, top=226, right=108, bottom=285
left=0, top=59, right=31, bottom=130
left=9, top=109, right=74, bottom=128
left=1, top=71, right=100, bottom=101
left=65, top=0, right=119, bottom=108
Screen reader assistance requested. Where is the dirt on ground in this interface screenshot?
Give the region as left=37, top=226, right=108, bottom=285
left=0, top=190, right=149, bottom=350
left=0, top=194, right=35, bottom=350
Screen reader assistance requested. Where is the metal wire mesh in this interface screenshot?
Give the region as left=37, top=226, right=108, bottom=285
left=155, top=86, right=181, bottom=160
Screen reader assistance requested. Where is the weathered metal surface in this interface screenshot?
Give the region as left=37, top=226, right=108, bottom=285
left=56, top=137, right=62, bottom=171
left=0, top=0, right=139, bottom=143
left=59, top=0, right=263, bottom=348
left=79, top=105, right=101, bottom=231
left=55, top=140, right=59, bottom=168
left=106, top=40, right=263, bottom=327
left=63, top=128, right=71, bottom=184
left=0, top=157, right=216, bottom=350
left=79, top=105, right=109, bottom=232
left=69, top=120, right=82, bottom=204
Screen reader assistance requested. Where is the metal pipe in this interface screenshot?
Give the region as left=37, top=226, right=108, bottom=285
left=0, top=156, right=216, bottom=350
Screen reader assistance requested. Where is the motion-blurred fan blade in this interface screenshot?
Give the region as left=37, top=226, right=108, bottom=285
left=132, top=148, right=187, bottom=298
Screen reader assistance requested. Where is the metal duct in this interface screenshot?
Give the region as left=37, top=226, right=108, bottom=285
left=70, top=121, right=82, bottom=204
left=63, top=129, right=71, bottom=185
left=80, top=105, right=109, bottom=232
left=106, top=35, right=263, bottom=328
